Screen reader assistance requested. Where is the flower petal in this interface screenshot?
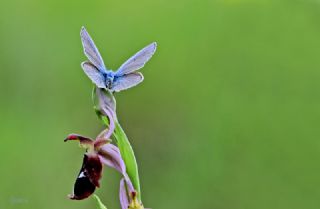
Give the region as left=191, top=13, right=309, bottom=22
left=99, top=106, right=115, bottom=139
left=98, top=143, right=135, bottom=195
left=96, top=88, right=116, bottom=113
left=98, top=143, right=126, bottom=174
left=94, top=88, right=117, bottom=138
left=94, top=129, right=112, bottom=149
left=96, top=128, right=112, bottom=141
left=119, top=178, right=130, bottom=209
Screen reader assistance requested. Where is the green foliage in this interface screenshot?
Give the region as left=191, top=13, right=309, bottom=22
left=113, top=122, right=141, bottom=201
left=93, top=87, right=141, bottom=201
left=93, top=195, right=107, bottom=209
left=94, top=109, right=141, bottom=201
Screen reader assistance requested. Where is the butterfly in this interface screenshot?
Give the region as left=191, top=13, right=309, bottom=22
left=80, top=27, right=157, bottom=92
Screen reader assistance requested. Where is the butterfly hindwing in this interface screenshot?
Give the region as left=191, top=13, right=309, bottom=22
left=111, top=72, right=144, bottom=92
left=81, top=61, right=106, bottom=88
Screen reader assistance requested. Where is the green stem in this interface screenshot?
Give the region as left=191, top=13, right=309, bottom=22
left=93, top=194, right=108, bottom=209
left=92, top=87, right=142, bottom=201
left=113, top=122, right=141, bottom=201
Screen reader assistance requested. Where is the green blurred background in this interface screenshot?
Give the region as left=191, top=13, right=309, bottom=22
left=1, top=0, right=320, bottom=208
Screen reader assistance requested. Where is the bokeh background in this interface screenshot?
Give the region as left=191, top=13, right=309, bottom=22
left=1, top=0, right=320, bottom=208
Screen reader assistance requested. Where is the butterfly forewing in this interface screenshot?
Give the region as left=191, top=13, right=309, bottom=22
left=111, top=72, right=144, bottom=92
left=80, top=27, right=107, bottom=71
left=81, top=61, right=106, bottom=88
left=116, top=42, right=157, bottom=76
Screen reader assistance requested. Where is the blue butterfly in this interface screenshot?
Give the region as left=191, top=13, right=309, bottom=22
left=80, top=27, right=157, bottom=92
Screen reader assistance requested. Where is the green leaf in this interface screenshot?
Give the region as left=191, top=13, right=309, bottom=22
left=93, top=194, right=107, bottom=209
left=113, top=122, right=141, bottom=201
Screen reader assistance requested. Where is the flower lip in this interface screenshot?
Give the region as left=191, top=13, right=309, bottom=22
left=68, top=154, right=103, bottom=200
left=84, top=153, right=103, bottom=187
left=68, top=172, right=96, bottom=200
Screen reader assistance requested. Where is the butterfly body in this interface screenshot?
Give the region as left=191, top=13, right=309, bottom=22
left=106, top=74, right=113, bottom=89
left=80, top=27, right=157, bottom=92
left=99, top=70, right=114, bottom=89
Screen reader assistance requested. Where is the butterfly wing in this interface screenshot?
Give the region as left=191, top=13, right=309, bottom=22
left=111, top=72, right=144, bottom=92
left=115, top=42, right=157, bottom=76
left=80, top=27, right=107, bottom=71
left=81, top=61, right=106, bottom=88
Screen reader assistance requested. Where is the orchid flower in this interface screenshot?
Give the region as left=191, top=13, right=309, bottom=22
left=64, top=128, right=134, bottom=200
left=64, top=129, right=149, bottom=209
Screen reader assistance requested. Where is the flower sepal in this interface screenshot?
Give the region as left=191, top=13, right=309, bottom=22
left=64, top=134, right=94, bottom=151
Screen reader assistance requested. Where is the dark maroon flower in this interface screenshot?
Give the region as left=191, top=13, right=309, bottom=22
left=64, top=129, right=132, bottom=200
left=69, top=154, right=102, bottom=200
